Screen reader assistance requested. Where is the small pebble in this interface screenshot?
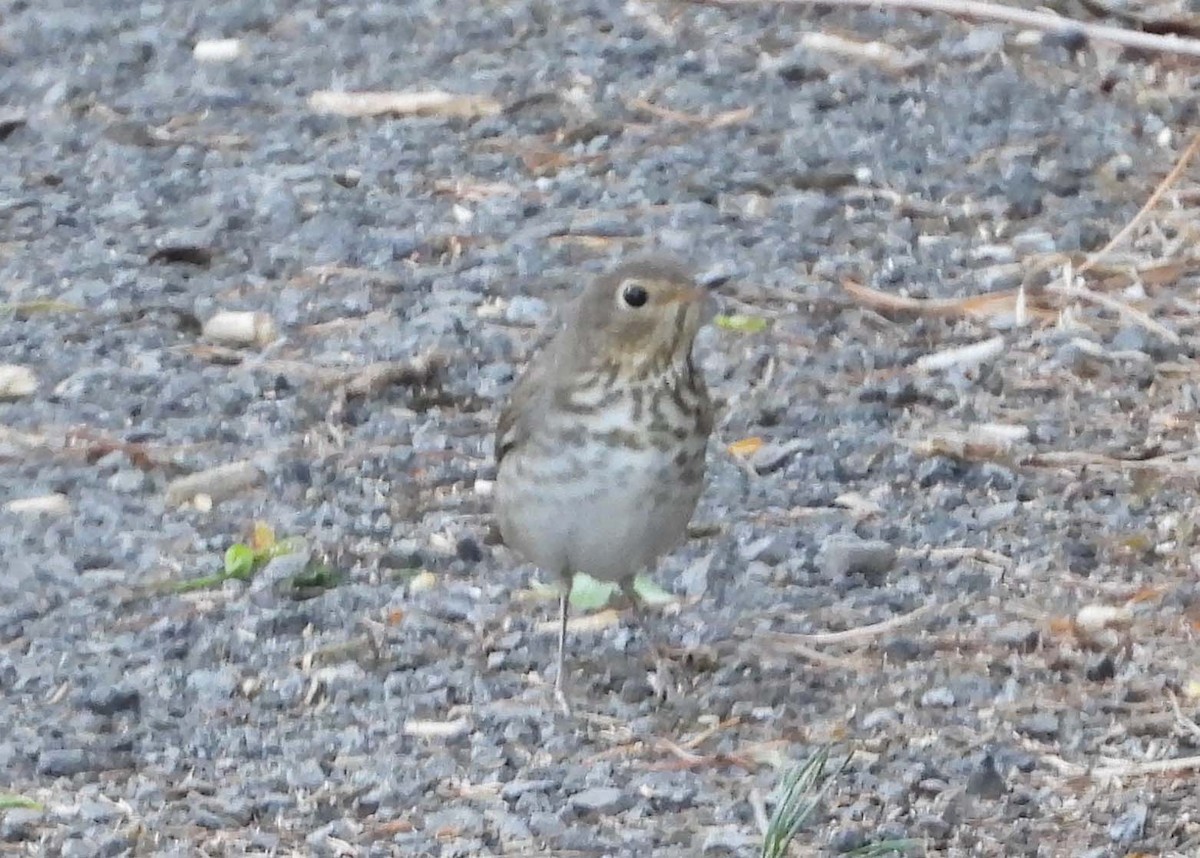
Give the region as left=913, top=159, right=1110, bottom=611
left=202, top=310, right=277, bottom=347
left=921, top=686, right=956, bottom=708
left=0, top=364, right=37, bottom=399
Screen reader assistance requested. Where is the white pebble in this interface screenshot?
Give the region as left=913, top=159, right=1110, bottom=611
left=202, top=311, right=276, bottom=347
left=0, top=364, right=37, bottom=399
left=193, top=39, right=244, bottom=63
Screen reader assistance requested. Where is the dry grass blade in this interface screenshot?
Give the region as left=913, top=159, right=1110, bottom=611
left=1048, top=274, right=1181, bottom=345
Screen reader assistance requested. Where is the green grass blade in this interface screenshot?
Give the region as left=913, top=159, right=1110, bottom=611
left=761, top=746, right=853, bottom=858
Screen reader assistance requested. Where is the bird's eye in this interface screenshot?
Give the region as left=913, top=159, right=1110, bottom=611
left=621, top=283, right=649, bottom=308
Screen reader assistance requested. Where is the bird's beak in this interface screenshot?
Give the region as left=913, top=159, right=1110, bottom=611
left=696, top=266, right=730, bottom=325
left=697, top=269, right=732, bottom=291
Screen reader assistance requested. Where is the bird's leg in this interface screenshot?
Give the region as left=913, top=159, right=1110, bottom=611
left=554, top=586, right=572, bottom=716
left=620, top=578, right=676, bottom=702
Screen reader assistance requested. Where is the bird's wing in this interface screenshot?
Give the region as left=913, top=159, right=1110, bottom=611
left=495, top=334, right=561, bottom=466
left=495, top=292, right=580, bottom=466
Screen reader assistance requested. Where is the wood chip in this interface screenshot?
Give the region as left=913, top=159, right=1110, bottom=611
left=308, top=90, right=502, bottom=119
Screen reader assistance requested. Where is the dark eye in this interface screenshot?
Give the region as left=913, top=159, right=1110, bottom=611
left=622, top=283, right=648, bottom=308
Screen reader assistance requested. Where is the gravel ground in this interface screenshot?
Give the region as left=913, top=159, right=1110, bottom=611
left=4, top=0, right=1200, bottom=855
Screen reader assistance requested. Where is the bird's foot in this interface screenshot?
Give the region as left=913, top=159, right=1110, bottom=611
left=553, top=676, right=573, bottom=717
left=648, top=646, right=679, bottom=704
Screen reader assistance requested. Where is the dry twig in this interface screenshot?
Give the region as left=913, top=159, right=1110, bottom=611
left=1050, top=267, right=1182, bottom=345
left=1079, top=133, right=1200, bottom=273
left=695, top=0, right=1200, bottom=58
left=770, top=601, right=938, bottom=646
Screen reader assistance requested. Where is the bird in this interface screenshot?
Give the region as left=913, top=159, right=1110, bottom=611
left=493, top=254, right=716, bottom=714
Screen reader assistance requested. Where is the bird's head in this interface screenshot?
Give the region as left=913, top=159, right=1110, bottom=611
left=570, top=255, right=715, bottom=376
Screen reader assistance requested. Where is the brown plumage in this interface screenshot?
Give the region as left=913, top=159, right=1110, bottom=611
left=493, top=254, right=716, bottom=713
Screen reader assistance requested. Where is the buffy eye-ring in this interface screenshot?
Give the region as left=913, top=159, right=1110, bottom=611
left=621, top=282, right=648, bottom=308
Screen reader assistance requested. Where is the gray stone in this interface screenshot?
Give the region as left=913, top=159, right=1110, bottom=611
left=819, top=535, right=896, bottom=581
left=84, top=684, right=141, bottom=716
left=0, top=807, right=43, bottom=842
left=966, top=752, right=1006, bottom=798
left=37, top=749, right=98, bottom=777
left=501, top=779, right=556, bottom=801
left=568, top=786, right=628, bottom=815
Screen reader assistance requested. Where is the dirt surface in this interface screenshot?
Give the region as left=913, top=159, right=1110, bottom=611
left=3, top=0, right=1200, bottom=855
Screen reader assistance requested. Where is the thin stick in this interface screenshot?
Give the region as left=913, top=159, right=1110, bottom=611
left=774, top=601, right=938, bottom=646
left=1079, top=133, right=1200, bottom=273
left=1024, top=449, right=1200, bottom=474
left=756, top=636, right=861, bottom=667
left=694, top=0, right=1200, bottom=58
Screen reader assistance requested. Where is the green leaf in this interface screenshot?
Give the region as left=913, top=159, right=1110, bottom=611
left=715, top=313, right=769, bottom=334
left=0, top=794, right=43, bottom=811
left=291, top=562, right=340, bottom=591
left=569, top=573, right=618, bottom=611
left=224, top=543, right=256, bottom=579
left=632, top=574, right=676, bottom=606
